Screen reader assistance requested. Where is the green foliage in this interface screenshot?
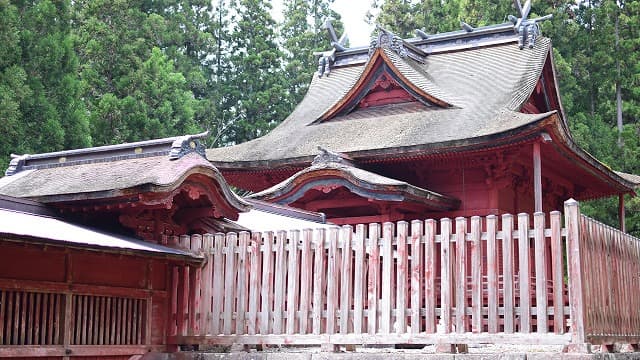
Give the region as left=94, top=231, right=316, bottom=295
left=280, top=0, right=342, bottom=105
left=375, top=0, right=514, bottom=37
left=220, top=0, right=290, bottom=144
left=0, top=0, right=89, bottom=172
left=75, top=0, right=201, bottom=145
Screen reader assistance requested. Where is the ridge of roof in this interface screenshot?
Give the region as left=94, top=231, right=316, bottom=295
left=5, top=131, right=209, bottom=176
left=332, top=23, right=520, bottom=69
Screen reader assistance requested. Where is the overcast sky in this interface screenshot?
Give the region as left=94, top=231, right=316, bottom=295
left=271, top=0, right=378, bottom=47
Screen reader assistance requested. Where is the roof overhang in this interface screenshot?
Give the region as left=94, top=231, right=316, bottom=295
left=250, top=162, right=460, bottom=214
left=0, top=208, right=202, bottom=264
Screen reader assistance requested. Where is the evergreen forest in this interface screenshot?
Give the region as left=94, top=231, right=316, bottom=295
left=0, top=0, right=638, bottom=234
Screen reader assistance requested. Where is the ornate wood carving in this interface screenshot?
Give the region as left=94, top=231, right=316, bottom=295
left=358, top=73, right=415, bottom=109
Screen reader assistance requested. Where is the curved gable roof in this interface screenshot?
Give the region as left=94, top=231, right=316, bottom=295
left=207, top=37, right=552, bottom=168
left=251, top=161, right=460, bottom=212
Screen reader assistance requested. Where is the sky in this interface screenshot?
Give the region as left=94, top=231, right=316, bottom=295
left=271, top=0, right=378, bottom=47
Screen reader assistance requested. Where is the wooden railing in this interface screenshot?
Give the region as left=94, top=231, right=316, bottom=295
left=170, top=203, right=628, bottom=349
left=568, top=204, right=640, bottom=349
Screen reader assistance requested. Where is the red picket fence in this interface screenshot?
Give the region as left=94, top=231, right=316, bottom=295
left=167, top=200, right=640, bottom=351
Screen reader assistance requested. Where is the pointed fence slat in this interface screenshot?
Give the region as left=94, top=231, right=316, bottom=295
left=396, top=221, right=408, bottom=333
left=424, top=219, right=437, bottom=334
left=353, top=225, right=366, bottom=334
left=201, top=234, right=214, bottom=335
left=502, top=214, right=515, bottom=333
left=470, top=216, right=482, bottom=333
left=312, top=229, right=326, bottom=335
left=440, top=218, right=453, bottom=334
left=550, top=211, right=564, bottom=334
left=247, top=233, right=262, bottom=335
left=223, top=233, right=237, bottom=335
left=273, top=231, right=287, bottom=335
left=517, top=213, right=531, bottom=333
left=339, top=226, right=353, bottom=334
left=381, top=222, right=394, bottom=333
left=486, top=215, right=498, bottom=333
left=260, top=232, right=274, bottom=335
left=211, top=234, right=225, bottom=335
left=236, top=232, right=250, bottom=335
left=286, top=231, right=300, bottom=334
left=410, top=220, right=423, bottom=333
left=455, top=217, right=467, bottom=333
left=533, top=212, right=548, bottom=333
left=326, top=227, right=339, bottom=334
left=299, top=229, right=313, bottom=334
left=367, top=223, right=381, bottom=334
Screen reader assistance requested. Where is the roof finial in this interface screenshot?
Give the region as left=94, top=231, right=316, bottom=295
left=369, top=24, right=426, bottom=63
left=169, top=131, right=209, bottom=160
left=313, top=147, right=354, bottom=167
left=511, top=0, right=553, bottom=49
left=460, top=21, right=475, bottom=32
left=5, top=154, right=29, bottom=176
left=313, top=18, right=349, bottom=78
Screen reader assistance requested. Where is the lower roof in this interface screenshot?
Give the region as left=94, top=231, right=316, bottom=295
left=0, top=206, right=200, bottom=262
left=250, top=160, right=460, bottom=212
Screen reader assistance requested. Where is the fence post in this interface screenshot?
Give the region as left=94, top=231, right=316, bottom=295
left=564, top=199, right=589, bottom=353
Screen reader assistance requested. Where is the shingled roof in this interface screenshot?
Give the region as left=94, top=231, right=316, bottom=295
left=0, top=133, right=248, bottom=212
left=207, top=29, right=553, bottom=168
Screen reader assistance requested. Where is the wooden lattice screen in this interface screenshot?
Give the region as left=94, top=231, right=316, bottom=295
left=0, top=290, right=63, bottom=345
left=71, top=295, right=145, bottom=345
left=0, top=290, right=145, bottom=346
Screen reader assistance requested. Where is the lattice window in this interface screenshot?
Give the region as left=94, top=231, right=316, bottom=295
left=71, top=295, right=145, bottom=345
left=0, top=290, right=64, bottom=345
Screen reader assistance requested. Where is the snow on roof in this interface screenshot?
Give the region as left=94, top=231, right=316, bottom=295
left=0, top=208, right=198, bottom=260
left=235, top=208, right=336, bottom=232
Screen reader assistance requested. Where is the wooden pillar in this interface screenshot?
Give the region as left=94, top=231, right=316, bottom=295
left=619, top=194, right=626, bottom=233
left=63, top=252, right=73, bottom=360
left=533, top=142, right=542, bottom=212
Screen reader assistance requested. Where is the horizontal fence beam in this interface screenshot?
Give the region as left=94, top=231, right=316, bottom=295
left=171, top=333, right=572, bottom=346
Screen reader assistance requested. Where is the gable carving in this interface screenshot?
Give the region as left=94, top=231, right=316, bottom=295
left=313, top=48, right=452, bottom=124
